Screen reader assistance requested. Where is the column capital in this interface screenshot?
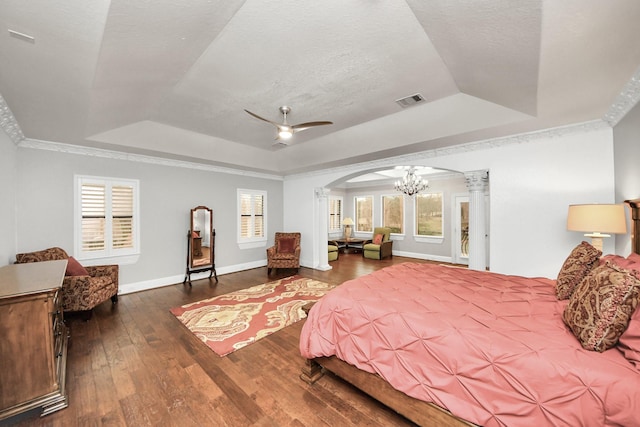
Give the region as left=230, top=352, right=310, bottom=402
left=464, top=170, right=489, bottom=192
left=315, top=187, right=330, bottom=199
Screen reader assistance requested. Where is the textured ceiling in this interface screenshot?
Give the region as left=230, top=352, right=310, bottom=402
left=1, top=0, right=640, bottom=175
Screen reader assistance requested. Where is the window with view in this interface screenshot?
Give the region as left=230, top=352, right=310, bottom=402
left=75, top=176, right=139, bottom=261
left=329, top=197, right=343, bottom=232
left=238, top=189, right=267, bottom=247
left=382, top=195, right=404, bottom=234
left=415, top=192, right=443, bottom=237
left=355, top=195, right=373, bottom=232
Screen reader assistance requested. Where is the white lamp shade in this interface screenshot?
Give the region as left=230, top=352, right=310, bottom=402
left=342, top=217, right=354, bottom=226
left=567, top=204, right=627, bottom=234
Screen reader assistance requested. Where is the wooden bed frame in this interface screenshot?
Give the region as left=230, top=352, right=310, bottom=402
left=301, top=356, right=474, bottom=426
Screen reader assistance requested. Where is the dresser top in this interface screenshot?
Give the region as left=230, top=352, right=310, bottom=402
left=0, top=260, right=67, bottom=299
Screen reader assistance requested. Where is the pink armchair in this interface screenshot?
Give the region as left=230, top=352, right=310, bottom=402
left=15, top=247, right=118, bottom=315
left=266, top=232, right=301, bottom=275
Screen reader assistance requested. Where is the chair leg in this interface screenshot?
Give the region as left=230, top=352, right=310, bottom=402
left=111, top=295, right=118, bottom=304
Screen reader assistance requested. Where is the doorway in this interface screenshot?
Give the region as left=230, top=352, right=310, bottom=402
left=453, top=195, right=469, bottom=265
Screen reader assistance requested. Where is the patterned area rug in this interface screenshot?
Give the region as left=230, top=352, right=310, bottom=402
left=170, top=275, right=336, bottom=357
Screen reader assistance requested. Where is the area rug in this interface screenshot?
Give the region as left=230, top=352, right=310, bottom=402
left=170, top=275, right=336, bottom=356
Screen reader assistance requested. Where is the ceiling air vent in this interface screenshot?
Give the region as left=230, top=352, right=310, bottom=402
left=395, top=93, right=425, bottom=108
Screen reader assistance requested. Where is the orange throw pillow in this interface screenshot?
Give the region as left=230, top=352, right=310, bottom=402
left=373, top=234, right=383, bottom=245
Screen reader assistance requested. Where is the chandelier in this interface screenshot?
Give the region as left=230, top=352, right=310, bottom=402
left=395, top=167, right=429, bottom=196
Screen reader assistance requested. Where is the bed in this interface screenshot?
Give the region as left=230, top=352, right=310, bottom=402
left=299, top=256, right=640, bottom=426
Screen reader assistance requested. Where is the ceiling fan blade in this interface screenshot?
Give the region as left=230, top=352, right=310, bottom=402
left=244, top=109, right=280, bottom=127
left=291, top=121, right=334, bottom=132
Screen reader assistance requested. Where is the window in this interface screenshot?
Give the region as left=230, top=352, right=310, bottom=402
left=355, top=195, right=373, bottom=232
left=238, top=189, right=267, bottom=248
left=75, top=175, right=139, bottom=262
left=415, top=192, right=443, bottom=237
left=328, top=196, right=343, bottom=232
left=382, top=195, right=404, bottom=234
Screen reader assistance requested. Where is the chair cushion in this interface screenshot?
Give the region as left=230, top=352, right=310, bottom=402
left=363, top=243, right=380, bottom=251
left=328, top=245, right=338, bottom=253
left=278, top=237, right=296, bottom=253
left=66, top=256, right=89, bottom=276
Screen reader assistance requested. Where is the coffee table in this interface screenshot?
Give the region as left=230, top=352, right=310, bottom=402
left=334, top=238, right=366, bottom=254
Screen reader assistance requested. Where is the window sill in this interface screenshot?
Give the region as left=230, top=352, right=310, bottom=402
left=79, top=253, right=140, bottom=266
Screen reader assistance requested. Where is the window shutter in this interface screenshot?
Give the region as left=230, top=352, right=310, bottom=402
left=112, top=185, right=134, bottom=249
left=253, top=194, right=264, bottom=237
left=81, top=183, right=106, bottom=252
left=240, top=193, right=252, bottom=238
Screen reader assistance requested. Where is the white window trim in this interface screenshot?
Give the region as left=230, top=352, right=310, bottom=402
left=237, top=189, right=268, bottom=249
left=381, top=194, right=405, bottom=237
left=328, top=196, right=344, bottom=233
left=74, top=175, right=140, bottom=265
left=414, top=191, right=444, bottom=240
left=354, top=195, right=374, bottom=234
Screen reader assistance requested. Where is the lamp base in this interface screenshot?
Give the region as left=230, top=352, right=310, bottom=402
left=584, top=233, right=610, bottom=252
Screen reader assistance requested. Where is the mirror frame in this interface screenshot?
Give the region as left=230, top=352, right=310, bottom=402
left=184, top=205, right=217, bottom=285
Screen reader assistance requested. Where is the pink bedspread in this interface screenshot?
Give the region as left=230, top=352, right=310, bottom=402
left=300, top=263, right=640, bottom=427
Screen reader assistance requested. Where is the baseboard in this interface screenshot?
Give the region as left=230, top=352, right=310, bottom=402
left=392, top=251, right=455, bottom=264
left=118, top=259, right=268, bottom=295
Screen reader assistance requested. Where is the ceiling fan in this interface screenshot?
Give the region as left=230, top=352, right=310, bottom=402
left=244, top=106, right=333, bottom=143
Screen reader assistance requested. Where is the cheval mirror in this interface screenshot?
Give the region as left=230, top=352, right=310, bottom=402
left=184, top=205, right=218, bottom=285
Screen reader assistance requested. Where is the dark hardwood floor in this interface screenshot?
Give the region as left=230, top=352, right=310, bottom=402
left=5, top=254, right=445, bottom=427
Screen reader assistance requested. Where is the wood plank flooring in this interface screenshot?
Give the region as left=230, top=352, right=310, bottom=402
left=4, top=254, right=446, bottom=427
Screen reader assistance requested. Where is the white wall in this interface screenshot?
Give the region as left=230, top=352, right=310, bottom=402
left=16, top=146, right=284, bottom=293
left=0, top=130, right=17, bottom=266
left=613, top=101, right=640, bottom=255
left=284, top=124, right=617, bottom=279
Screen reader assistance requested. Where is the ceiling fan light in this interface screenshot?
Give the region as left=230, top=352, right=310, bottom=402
left=278, top=127, right=293, bottom=139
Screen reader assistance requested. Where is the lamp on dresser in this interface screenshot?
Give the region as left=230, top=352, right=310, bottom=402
left=567, top=203, right=627, bottom=252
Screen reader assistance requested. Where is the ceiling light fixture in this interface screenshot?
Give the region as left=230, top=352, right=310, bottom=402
left=395, top=167, right=429, bottom=196
left=278, top=126, right=293, bottom=140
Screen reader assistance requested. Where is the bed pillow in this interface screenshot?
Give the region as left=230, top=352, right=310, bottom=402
left=66, top=256, right=89, bottom=276
left=618, top=306, right=640, bottom=369
left=600, top=254, right=640, bottom=270
left=556, top=241, right=602, bottom=300
left=563, top=262, right=640, bottom=352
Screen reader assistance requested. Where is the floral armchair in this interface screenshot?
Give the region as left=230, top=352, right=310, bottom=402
left=266, top=232, right=301, bottom=275
left=15, top=247, right=118, bottom=314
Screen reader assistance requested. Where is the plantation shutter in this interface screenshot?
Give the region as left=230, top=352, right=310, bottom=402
left=329, top=198, right=342, bottom=230
left=81, top=183, right=106, bottom=252
left=240, top=193, right=252, bottom=238
left=253, top=194, right=264, bottom=238
left=112, top=185, right=134, bottom=249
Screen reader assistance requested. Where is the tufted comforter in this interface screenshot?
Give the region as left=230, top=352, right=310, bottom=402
left=299, top=262, right=640, bottom=427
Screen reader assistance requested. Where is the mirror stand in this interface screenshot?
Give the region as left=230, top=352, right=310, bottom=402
left=183, top=205, right=218, bottom=286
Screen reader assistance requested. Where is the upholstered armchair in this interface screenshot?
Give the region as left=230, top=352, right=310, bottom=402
left=363, top=227, right=393, bottom=260
left=328, top=240, right=339, bottom=262
left=266, top=232, right=301, bottom=274
left=15, top=247, right=118, bottom=315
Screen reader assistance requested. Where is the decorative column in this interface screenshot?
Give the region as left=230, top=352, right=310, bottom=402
left=315, top=187, right=332, bottom=271
left=464, top=170, right=489, bottom=271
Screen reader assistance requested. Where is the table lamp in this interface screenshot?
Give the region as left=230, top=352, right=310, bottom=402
left=567, top=204, right=627, bottom=252
left=342, top=217, right=354, bottom=240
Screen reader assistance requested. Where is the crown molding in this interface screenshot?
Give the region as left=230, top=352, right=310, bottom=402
left=0, top=94, right=25, bottom=144
left=603, top=66, right=640, bottom=126
left=287, top=119, right=609, bottom=180
left=18, top=139, right=284, bottom=181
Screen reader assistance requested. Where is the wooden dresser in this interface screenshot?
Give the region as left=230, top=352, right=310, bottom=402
left=0, top=260, right=69, bottom=420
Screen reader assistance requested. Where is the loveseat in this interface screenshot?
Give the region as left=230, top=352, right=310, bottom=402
left=15, top=247, right=118, bottom=314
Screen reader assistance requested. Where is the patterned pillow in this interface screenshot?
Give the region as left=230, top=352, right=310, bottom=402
left=563, top=262, right=640, bottom=352
left=556, top=241, right=601, bottom=300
